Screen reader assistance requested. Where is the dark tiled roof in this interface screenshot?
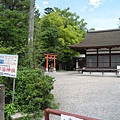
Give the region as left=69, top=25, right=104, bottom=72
left=69, top=28, right=120, bottom=50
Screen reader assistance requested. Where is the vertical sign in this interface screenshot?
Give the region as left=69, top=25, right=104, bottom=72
left=0, top=84, right=5, bottom=120
left=61, top=114, right=83, bottom=120
left=0, top=54, right=18, bottom=78
left=117, top=65, right=120, bottom=77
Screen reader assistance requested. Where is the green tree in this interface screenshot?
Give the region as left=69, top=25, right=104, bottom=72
left=44, top=7, right=54, bottom=14
left=0, top=2, right=58, bottom=119
left=40, top=16, right=59, bottom=52
left=38, top=7, right=87, bottom=70
left=0, top=0, right=30, bottom=105
left=33, top=9, right=46, bottom=68
left=90, top=28, right=95, bottom=30
left=1, top=0, right=30, bottom=11
left=0, top=0, right=30, bottom=66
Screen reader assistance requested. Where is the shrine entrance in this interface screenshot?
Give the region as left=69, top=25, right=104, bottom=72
left=45, top=53, right=57, bottom=72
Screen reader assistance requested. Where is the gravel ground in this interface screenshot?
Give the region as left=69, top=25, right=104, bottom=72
left=44, top=71, right=120, bottom=120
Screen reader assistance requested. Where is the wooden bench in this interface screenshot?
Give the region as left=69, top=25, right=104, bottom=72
left=77, top=68, right=118, bottom=75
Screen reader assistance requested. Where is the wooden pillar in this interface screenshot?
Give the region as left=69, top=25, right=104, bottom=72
left=109, top=48, right=111, bottom=68
left=0, top=84, right=5, bottom=120
left=45, top=55, right=49, bottom=72
left=44, top=109, right=50, bottom=120
left=97, top=48, right=98, bottom=68
left=53, top=56, right=56, bottom=71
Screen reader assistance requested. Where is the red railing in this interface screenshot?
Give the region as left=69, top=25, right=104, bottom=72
left=44, top=108, right=100, bottom=120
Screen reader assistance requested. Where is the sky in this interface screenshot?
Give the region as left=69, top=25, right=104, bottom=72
left=36, top=0, right=120, bottom=30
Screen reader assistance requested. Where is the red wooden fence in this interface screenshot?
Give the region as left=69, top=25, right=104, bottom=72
left=44, top=108, right=100, bottom=120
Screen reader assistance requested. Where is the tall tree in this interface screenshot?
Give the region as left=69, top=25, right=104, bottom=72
left=44, top=7, right=54, bottom=14
left=38, top=7, right=87, bottom=70
left=0, top=0, right=30, bottom=66
left=1, top=0, right=30, bottom=11
left=0, top=0, right=30, bottom=104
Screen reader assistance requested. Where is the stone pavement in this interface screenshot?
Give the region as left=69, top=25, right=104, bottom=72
left=44, top=71, right=120, bottom=120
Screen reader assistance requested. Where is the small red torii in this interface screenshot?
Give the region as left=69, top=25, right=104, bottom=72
left=45, top=53, right=57, bottom=72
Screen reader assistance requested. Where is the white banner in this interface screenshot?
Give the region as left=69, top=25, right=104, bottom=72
left=0, top=54, right=18, bottom=78
left=61, top=114, right=83, bottom=120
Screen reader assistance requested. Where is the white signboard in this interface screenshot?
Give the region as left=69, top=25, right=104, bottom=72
left=61, top=114, right=83, bottom=120
left=117, top=66, right=120, bottom=77
left=0, top=54, right=18, bottom=78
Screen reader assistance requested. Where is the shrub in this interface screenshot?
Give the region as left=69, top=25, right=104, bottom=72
left=15, top=68, right=56, bottom=113
left=0, top=68, right=57, bottom=119
left=4, top=103, right=15, bottom=120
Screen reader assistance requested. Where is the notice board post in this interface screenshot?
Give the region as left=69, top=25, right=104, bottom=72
left=0, top=54, right=18, bottom=103
left=0, top=84, right=5, bottom=120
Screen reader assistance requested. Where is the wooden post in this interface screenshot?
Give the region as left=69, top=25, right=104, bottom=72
left=0, top=84, right=5, bottom=120
left=45, top=55, right=48, bottom=72
left=44, top=109, right=50, bottom=120
left=53, top=56, right=56, bottom=71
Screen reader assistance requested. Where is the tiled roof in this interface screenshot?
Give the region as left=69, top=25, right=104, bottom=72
left=69, top=28, right=120, bottom=50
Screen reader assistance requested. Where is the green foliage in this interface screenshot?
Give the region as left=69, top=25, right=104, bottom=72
left=1, top=0, right=30, bottom=11
left=15, top=68, right=56, bottom=113
left=0, top=2, right=29, bottom=67
left=0, top=0, right=58, bottom=119
left=0, top=68, right=57, bottom=119
left=4, top=103, right=15, bottom=120
left=18, top=115, right=32, bottom=120
left=44, top=7, right=54, bottom=14
left=0, top=42, right=13, bottom=53
left=0, top=0, right=88, bottom=118
left=36, top=7, right=87, bottom=70
left=0, top=76, right=13, bottom=104
left=90, top=28, right=95, bottom=30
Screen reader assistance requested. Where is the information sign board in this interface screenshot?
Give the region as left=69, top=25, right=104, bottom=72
left=61, top=114, right=83, bottom=120
left=0, top=54, right=18, bottom=78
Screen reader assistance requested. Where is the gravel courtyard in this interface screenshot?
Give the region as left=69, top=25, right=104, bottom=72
left=45, top=71, right=120, bottom=120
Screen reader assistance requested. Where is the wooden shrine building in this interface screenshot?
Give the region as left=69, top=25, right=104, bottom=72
left=69, top=28, right=120, bottom=72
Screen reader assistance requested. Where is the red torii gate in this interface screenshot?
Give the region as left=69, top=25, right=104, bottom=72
left=45, top=53, right=57, bottom=72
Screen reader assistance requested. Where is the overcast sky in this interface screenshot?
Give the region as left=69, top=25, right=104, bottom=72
left=36, top=0, right=120, bottom=30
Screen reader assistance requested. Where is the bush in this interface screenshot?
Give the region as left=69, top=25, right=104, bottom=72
left=0, top=68, right=57, bottom=119
left=4, top=103, right=15, bottom=120
left=15, top=68, right=56, bottom=113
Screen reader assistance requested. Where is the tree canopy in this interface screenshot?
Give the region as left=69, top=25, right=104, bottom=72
left=0, top=0, right=29, bottom=66
left=36, top=7, right=87, bottom=70
left=0, top=1, right=87, bottom=69
left=0, top=1, right=89, bottom=118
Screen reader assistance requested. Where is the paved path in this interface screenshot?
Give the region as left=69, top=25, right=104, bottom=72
left=44, top=71, right=120, bottom=120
